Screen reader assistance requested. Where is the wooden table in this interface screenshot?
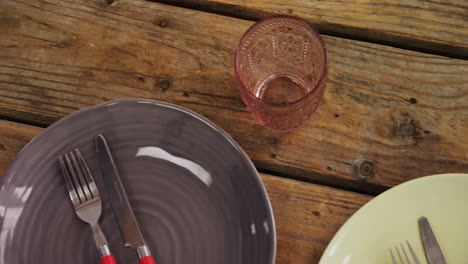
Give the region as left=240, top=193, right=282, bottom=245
left=1, top=0, right=467, bottom=263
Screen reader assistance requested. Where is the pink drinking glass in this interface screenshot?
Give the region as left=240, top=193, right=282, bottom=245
left=235, top=15, right=328, bottom=132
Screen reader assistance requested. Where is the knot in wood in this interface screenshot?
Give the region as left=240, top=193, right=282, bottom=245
left=356, top=160, right=375, bottom=178
left=159, top=20, right=168, bottom=27
left=399, top=122, right=415, bottom=137
left=158, top=79, right=171, bottom=91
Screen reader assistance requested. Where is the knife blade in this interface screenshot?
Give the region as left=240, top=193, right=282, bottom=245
left=95, top=134, right=156, bottom=264
left=418, top=217, right=447, bottom=264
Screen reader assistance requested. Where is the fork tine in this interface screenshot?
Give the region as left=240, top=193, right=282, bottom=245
left=406, top=241, right=420, bottom=264
left=69, top=150, right=93, bottom=201
left=59, top=156, right=80, bottom=207
left=389, top=249, right=397, bottom=264
left=75, top=149, right=99, bottom=198
left=396, top=246, right=405, bottom=264
left=401, top=243, right=411, bottom=264
left=64, top=152, right=86, bottom=203
left=390, top=242, right=422, bottom=264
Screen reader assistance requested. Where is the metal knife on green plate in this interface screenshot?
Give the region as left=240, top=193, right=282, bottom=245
left=419, top=217, right=447, bottom=264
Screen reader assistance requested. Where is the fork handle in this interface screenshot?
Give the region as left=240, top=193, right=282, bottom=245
left=137, top=246, right=155, bottom=264
left=101, top=255, right=116, bottom=264
left=98, top=245, right=116, bottom=264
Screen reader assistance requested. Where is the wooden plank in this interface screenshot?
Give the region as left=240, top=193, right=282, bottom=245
left=0, top=120, right=41, bottom=173
left=0, top=0, right=467, bottom=189
left=0, top=119, right=372, bottom=263
left=158, top=0, right=468, bottom=58
left=264, top=175, right=370, bottom=263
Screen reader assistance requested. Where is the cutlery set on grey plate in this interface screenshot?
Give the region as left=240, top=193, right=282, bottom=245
left=389, top=217, right=446, bottom=264
left=60, top=135, right=156, bottom=264
left=0, top=100, right=276, bottom=264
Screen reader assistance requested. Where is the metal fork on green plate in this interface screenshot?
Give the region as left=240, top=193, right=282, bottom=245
left=388, top=217, right=447, bottom=264
left=389, top=241, right=420, bottom=264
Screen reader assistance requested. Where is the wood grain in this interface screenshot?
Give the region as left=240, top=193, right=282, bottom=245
left=157, top=0, right=468, bottom=58
left=0, top=119, right=371, bottom=264
left=0, top=0, right=467, bottom=189
left=0, top=120, right=41, bottom=173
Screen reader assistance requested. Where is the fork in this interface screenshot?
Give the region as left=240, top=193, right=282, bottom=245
left=59, top=149, right=116, bottom=264
left=389, top=241, right=421, bottom=264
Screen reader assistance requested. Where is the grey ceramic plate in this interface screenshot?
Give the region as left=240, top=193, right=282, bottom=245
left=0, top=99, right=276, bottom=264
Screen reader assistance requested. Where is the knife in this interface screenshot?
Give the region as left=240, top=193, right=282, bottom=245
left=95, top=134, right=156, bottom=264
left=418, top=217, right=447, bottom=264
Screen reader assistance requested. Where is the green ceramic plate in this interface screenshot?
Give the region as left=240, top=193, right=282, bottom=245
left=319, top=173, right=468, bottom=264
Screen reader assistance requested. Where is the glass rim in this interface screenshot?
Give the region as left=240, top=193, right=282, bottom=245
left=234, top=15, right=329, bottom=107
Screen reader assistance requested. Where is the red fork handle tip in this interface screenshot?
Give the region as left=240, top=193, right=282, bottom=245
left=140, top=256, right=156, bottom=264
left=101, top=255, right=116, bottom=264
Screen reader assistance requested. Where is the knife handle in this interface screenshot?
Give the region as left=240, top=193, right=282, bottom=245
left=101, top=255, right=116, bottom=264
left=140, top=256, right=155, bottom=264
